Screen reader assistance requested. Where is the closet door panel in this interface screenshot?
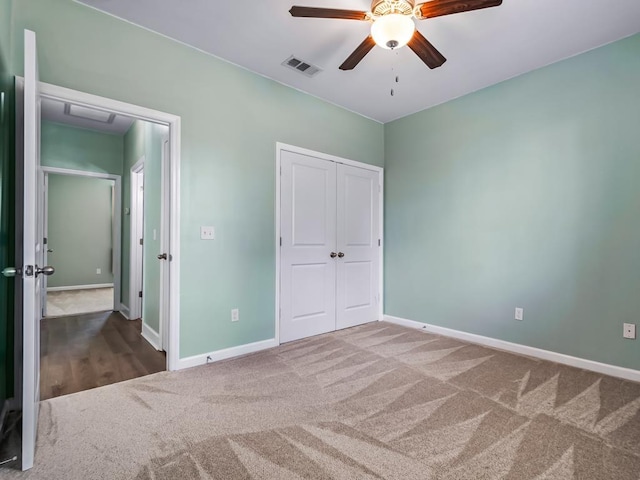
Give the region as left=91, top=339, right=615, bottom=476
left=280, top=151, right=337, bottom=343
left=336, top=164, right=380, bottom=330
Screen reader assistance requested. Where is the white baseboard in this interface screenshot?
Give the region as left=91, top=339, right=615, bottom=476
left=141, top=322, right=161, bottom=351
left=119, top=304, right=130, bottom=320
left=47, top=283, right=114, bottom=292
left=383, top=315, right=640, bottom=383
left=177, top=338, right=279, bottom=371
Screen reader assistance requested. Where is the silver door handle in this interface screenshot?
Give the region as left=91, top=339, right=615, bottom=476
left=35, top=265, right=55, bottom=277
left=2, top=267, right=17, bottom=278
left=47, top=249, right=53, bottom=253
left=330, top=252, right=337, bottom=258
left=337, top=252, right=345, bottom=258
left=157, top=253, right=168, bottom=260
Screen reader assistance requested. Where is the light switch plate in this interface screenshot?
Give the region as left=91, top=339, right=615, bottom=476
left=200, top=226, right=215, bottom=240
left=515, top=307, right=524, bottom=321
left=623, top=323, right=636, bottom=339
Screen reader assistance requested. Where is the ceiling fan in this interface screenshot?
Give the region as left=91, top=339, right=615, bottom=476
left=289, top=0, right=502, bottom=71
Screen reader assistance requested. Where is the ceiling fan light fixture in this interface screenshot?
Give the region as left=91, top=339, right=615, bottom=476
left=371, top=13, right=416, bottom=50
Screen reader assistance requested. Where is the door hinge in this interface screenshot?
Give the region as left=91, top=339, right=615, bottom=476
left=138, top=291, right=143, bottom=298
left=139, top=238, right=143, bottom=246
left=43, top=237, right=48, bottom=245
left=378, top=239, right=381, bottom=247
left=280, top=237, right=282, bottom=247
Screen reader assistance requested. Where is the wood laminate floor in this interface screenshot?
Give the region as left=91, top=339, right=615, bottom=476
left=40, top=311, right=166, bottom=400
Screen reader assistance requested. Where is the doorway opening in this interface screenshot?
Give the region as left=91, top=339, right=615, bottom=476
left=42, top=168, right=120, bottom=318
left=37, top=96, right=172, bottom=400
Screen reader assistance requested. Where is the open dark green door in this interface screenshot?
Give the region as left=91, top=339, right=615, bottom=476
left=0, top=22, right=17, bottom=468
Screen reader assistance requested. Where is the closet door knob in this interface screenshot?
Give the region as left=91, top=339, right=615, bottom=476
left=337, top=252, right=345, bottom=258
left=330, top=252, right=337, bottom=258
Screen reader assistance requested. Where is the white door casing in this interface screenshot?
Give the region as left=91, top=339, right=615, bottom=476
left=36, top=82, right=181, bottom=371
left=336, top=163, right=380, bottom=330
left=277, top=144, right=383, bottom=344
left=22, top=28, right=42, bottom=471
left=280, top=150, right=337, bottom=343
left=41, top=173, right=49, bottom=317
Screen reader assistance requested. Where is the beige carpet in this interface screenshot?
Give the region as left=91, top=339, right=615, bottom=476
left=4, top=322, right=640, bottom=479
left=46, top=287, right=114, bottom=317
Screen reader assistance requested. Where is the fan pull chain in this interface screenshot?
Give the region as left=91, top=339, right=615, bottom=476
left=391, top=51, right=400, bottom=97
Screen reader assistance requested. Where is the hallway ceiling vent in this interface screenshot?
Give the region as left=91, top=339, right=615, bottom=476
left=282, top=56, right=322, bottom=78
left=64, top=103, right=116, bottom=124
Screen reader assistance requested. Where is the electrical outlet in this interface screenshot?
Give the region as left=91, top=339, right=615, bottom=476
left=231, top=308, right=239, bottom=322
left=200, top=226, right=215, bottom=240
left=96, top=268, right=101, bottom=275
left=623, top=323, right=636, bottom=339
left=515, top=307, right=524, bottom=321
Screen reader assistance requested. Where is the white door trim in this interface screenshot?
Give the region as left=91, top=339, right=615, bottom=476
left=42, top=173, right=49, bottom=317
left=36, top=80, right=182, bottom=372
left=275, top=142, right=384, bottom=345
left=129, top=157, right=144, bottom=321
left=41, top=166, right=122, bottom=314
left=160, top=135, right=171, bottom=351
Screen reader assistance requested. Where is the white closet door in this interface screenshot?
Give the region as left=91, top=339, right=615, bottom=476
left=336, top=163, right=380, bottom=330
left=280, top=151, right=337, bottom=343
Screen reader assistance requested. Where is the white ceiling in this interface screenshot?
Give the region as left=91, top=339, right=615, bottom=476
left=78, top=0, right=640, bottom=123
left=41, top=97, right=134, bottom=134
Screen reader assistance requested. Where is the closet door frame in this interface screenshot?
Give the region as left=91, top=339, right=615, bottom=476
left=275, top=143, right=384, bottom=345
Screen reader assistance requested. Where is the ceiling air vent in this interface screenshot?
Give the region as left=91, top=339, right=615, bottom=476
left=282, top=56, right=322, bottom=78
left=64, top=103, right=116, bottom=124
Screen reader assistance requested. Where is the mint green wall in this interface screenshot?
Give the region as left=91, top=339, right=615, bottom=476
left=384, top=34, right=640, bottom=370
left=41, top=121, right=123, bottom=175
left=0, top=0, right=11, bottom=69
left=11, top=0, right=384, bottom=358
left=121, top=119, right=168, bottom=336
left=47, top=174, right=114, bottom=288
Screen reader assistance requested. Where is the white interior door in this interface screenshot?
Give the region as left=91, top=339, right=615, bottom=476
left=336, top=164, right=380, bottom=330
left=160, top=137, right=170, bottom=351
left=280, top=150, right=337, bottom=343
left=22, top=28, right=43, bottom=471
left=130, top=164, right=144, bottom=320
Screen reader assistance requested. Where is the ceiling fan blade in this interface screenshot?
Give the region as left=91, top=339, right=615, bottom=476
left=339, top=36, right=376, bottom=70
left=289, top=6, right=369, bottom=20
left=418, top=0, right=502, bottom=19
left=407, top=31, right=446, bottom=69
